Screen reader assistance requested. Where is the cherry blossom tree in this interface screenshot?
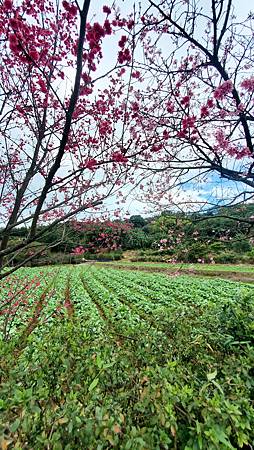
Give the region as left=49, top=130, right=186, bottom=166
left=0, top=0, right=145, bottom=277
left=1, top=0, right=254, bottom=279
left=129, top=0, right=254, bottom=213
left=71, top=218, right=132, bottom=254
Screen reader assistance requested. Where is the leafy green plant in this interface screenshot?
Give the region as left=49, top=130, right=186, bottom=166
left=0, top=266, right=253, bottom=448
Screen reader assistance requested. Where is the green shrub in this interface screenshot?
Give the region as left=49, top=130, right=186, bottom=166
left=81, top=250, right=123, bottom=261
left=231, top=238, right=252, bottom=253
left=214, top=252, right=239, bottom=263
left=184, top=243, right=209, bottom=262
left=209, top=242, right=227, bottom=252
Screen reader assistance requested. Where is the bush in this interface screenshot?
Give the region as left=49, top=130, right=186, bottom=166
left=24, top=250, right=123, bottom=267
left=242, top=249, right=254, bottom=264
left=29, top=253, right=83, bottom=266
left=214, top=252, right=239, bottom=264
left=184, top=243, right=209, bottom=263
left=209, top=242, right=227, bottom=252
left=231, top=238, right=252, bottom=253
left=83, top=250, right=123, bottom=261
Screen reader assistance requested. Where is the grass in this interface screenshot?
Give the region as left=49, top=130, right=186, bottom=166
left=98, top=260, right=254, bottom=272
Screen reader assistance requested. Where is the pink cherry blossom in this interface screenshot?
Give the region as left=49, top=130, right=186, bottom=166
left=214, top=80, right=233, bottom=100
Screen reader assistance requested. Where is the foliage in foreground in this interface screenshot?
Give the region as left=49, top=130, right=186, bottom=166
left=0, top=266, right=253, bottom=449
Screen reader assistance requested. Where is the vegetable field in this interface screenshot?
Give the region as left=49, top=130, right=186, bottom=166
left=0, top=266, right=254, bottom=449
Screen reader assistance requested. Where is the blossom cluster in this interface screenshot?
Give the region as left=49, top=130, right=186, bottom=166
left=214, top=80, right=233, bottom=100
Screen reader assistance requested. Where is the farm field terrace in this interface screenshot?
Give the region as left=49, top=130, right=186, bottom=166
left=0, top=265, right=253, bottom=449
left=99, top=261, right=254, bottom=273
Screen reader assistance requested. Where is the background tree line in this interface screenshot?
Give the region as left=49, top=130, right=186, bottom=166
left=1, top=203, right=254, bottom=266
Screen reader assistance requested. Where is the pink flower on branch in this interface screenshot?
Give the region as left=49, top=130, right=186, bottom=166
left=118, top=48, right=131, bottom=64
left=241, top=77, right=254, bottom=92
left=72, top=246, right=85, bottom=255
left=181, top=95, right=191, bottom=106
left=182, top=116, right=196, bottom=129
left=103, top=5, right=111, bottom=14
left=214, top=80, right=233, bottom=100
left=214, top=129, right=252, bottom=159
left=99, top=120, right=112, bottom=136
left=3, top=0, right=12, bottom=11
left=84, top=159, right=97, bottom=170
left=118, top=35, right=127, bottom=48
left=132, top=71, right=141, bottom=79
left=200, top=105, right=209, bottom=118
left=62, top=1, right=77, bottom=17
left=151, top=144, right=163, bottom=152
left=111, top=151, right=128, bottom=163
left=166, top=102, right=174, bottom=113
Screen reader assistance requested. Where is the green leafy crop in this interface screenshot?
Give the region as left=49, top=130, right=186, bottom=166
left=0, top=266, right=253, bottom=449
